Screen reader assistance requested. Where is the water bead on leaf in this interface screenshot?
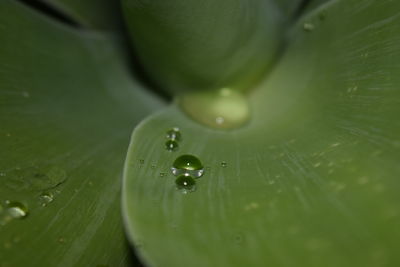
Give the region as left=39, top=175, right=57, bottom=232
left=171, top=154, right=204, bottom=178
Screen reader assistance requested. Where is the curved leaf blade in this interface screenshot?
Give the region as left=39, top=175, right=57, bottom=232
left=123, top=0, right=400, bottom=266
left=0, top=1, right=164, bottom=266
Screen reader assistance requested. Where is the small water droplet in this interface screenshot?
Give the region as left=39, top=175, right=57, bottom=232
left=166, top=127, right=181, bottom=141
left=221, top=161, right=227, bottom=168
left=58, top=237, right=66, bottom=244
left=6, top=201, right=28, bottom=219
left=0, top=172, right=5, bottom=177
left=22, top=91, right=30, bottom=98
left=165, top=140, right=179, bottom=152
left=171, top=154, right=204, bottom=178
left=234, top=234, right=244, bottom=244
left=39, top=192, right=54, bottom=207
left=159, top=172, right=167, bottom=177
left=303, top=22, right=315, bottom=31
left=175, top=175, right=196, bottom=194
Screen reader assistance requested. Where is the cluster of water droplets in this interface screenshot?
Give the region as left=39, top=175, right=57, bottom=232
left=171, top=154, right=204, bottom=194
left=165, top=127, right=181, bottom=152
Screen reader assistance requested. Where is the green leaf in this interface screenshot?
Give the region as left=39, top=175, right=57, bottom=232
left=0, top=1, right=164, bottom=266
left=41, top=0, right=124, bottom=29
left=122, top=0, right=285, bottom=94
left=123, top=0, right=400, bottom=266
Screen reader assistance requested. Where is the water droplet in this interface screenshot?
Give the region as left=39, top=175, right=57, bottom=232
left=166, top=128, right=181, bottom=141
left=22, top=91, right=30, bottom=98
left=6, top=201, right=28, bottom=219
left=39, top=192, right=54, bottom=207
left=178, top=88, right=250, bottom=130
left=58, top=237, right=66, bottom=244
left=159, top=172, right=167, bottom=177
left=171, top=154, right=204, bottom=178
left=234, top=233, right=244, bottom=245
left=45, top=166, right=67, bottom=187
left=221, top=161, right=227, bottom=168
left=175, top=175, right=196, bottom=193
left=303, top=22, right=315, bottom=31
left=0, top=172, right=5, bottom=176
left=165, top=140, right=179, bottom=152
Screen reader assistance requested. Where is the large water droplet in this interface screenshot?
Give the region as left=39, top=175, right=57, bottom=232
left=6, top=201, right=28, bottom=219
left=165, top=140, right=179, bottom=152
left=175, top=175, right=196, bottom=194
left=178, top=88, right=250, bottom=130
left=171, top=154, right=204, bottom=178
left=166, top=128, right=181, bottom=141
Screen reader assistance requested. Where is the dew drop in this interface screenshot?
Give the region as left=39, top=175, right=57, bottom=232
left=221, top=161, right=227, bottom=168
left=165, top=140, right=179, bottom=152
left=303, top=22, right=315, bottom=31
left=171, top=154, right=204, bottom=178
left=175, top=175, right=196, bottom=194
left=39, top=192, right=54, bottom=207
left=6, top=201, right=28, bottom=219
left=178, top=88, right=250, bottom=130
left=166, top=127, right=181, bottom=141
left=159, top=172, right=167, bottom=177
left=22, top=91, right=30, bottom=98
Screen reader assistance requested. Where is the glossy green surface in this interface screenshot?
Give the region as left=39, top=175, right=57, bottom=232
left=123, top=0, right=400, bottom=266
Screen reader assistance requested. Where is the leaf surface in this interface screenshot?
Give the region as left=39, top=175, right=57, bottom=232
left=0, top=1, right=164, bottom=266
left=123, top=0, right=400, bottom=266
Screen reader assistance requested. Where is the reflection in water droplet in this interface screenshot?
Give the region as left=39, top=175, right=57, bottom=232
left=166, top=128, right=181, bottom=141
left=215, top=117, right=224, bottom=125
left=171, top=154, right=204, bottom=178
left=178, top=88, right=250, bottom=130
left=165, top=140, right=179, bottom=152
left=39, top=192, right=54, bottom=207
left=303, top=22, right=315, bottom=31
left=6, top=202, right=28, bottom=219
left=175, top=175, right=196, bottom=194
